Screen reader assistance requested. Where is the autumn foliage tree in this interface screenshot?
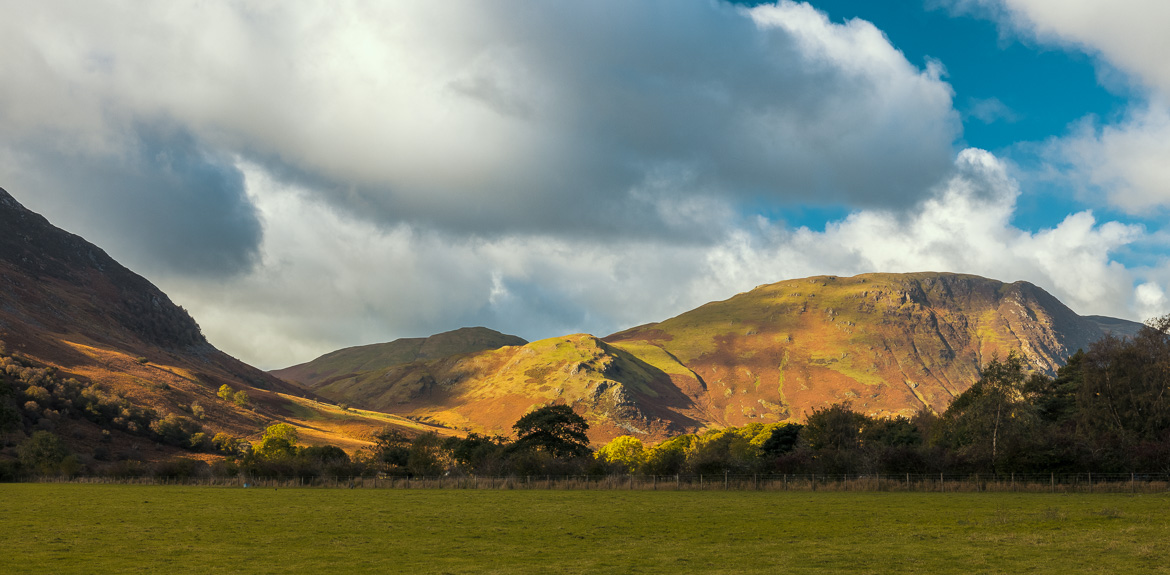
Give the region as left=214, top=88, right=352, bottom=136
left=595, top=435, right=645, bottom=472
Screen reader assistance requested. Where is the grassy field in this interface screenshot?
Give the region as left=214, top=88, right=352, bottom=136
left=2, top=485, right=1168, bottom=574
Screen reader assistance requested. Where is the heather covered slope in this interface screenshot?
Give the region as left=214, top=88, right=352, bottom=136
left=606, top=273, right=1131, bottom=423
left=0, top=187, right=433, bottom=456
left=272, top=327, right=527, bottom=386
left=294, top=272, right=1139, bottom=443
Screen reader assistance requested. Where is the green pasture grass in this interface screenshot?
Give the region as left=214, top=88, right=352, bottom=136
left=2, top=485, right=1168, bottom=574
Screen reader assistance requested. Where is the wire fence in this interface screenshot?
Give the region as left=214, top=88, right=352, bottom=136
left=8, top=472, right=1170, bottom=493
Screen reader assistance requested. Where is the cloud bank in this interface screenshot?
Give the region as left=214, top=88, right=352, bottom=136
left=0, top=0, right=1163, bottom=368
left=0, top=1, right=958, bottom=248
left=163, top=149, right=1148, bottom=369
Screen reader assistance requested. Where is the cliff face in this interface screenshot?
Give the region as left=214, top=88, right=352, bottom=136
left=606, top=273, right=1125, bottom=428
left=292, top=273, right=1140, bottom=443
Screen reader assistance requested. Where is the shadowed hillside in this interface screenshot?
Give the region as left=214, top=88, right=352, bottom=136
left=0, top=186, right=438, bottom=461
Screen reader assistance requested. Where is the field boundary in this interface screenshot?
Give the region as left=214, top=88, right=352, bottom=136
left=6, top=472, right=1170, bottom=493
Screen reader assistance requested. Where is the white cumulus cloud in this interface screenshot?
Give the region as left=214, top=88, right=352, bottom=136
left=0, top=0, right=959, bottom=256
left=162, top=150, right=1152, bottom=369
left=948, top=0, right=1170, bottom=214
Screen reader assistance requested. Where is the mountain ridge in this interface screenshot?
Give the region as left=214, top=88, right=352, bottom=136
left=272, top=327, right=527, bottom=387
left=285, top=272, right=1143, bottom=442
left=1, top=185, right=1146, bottom=449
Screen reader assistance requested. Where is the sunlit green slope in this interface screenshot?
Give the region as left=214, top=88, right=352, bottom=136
left=276, top=273, right=1140, bottom=443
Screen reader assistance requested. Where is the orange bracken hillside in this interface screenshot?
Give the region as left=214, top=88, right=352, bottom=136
left=284, top=273, right=1140, bottom=444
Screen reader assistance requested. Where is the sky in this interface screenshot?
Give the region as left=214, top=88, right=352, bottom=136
left=2, top=0, right=1169, bottom=369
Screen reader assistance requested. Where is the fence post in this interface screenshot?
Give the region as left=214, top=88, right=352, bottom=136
left=1088, top=472, right=1092, bottom=493
left=1051, top=472, right=1055, bottom=493
left=724, top=471, right=728, bottom=490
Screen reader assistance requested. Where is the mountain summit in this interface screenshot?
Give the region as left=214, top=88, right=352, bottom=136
left=272, top=327, right=527, bottom=387
left=285, top=272, right=1141, bottom=442
left=606, top=272, right=1138, bottom=426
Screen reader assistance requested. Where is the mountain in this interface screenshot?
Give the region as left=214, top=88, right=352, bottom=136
left=605, top=272, right=1132, bottom=426
left=287, top=272, right=1141, bottom=443
left=272, top=327, right=527, bottom=387
left=283, top=333, right=701, bottom=440
left=0, top=186, right=439, bottom=460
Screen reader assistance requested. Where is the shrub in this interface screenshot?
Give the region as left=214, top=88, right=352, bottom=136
left=18, top=431, right=77, bottom=476
left=188, top=432, right=208, bottom=451
left=106, top=459, right=148, bottom=478
left=642, top=434, right=693, bottom=475
left=232, top=390, right=250, bottom=407
left=300, top=445, right=350, bottom=465
left=150, top=414, right=203, bottom=448
left=253, top=423, right=299, bottom=460
left=23, top=385, right=50, bottom=404
left=212, top=432, right=242, bottom=456
left=595, top=435, right=646, bottom=473
left=407, top=432, right=448, bottom=476
left=153, top=457, right=208, bottom=479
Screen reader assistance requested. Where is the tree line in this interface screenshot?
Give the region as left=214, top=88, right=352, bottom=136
left=3, top=315, right=1169, bottom=480
left=595, top=315, right=1170, bottom=477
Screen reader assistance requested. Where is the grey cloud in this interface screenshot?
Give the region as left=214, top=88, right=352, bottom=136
left=293, top=0, right=960, bottom=239
left=468, top=278, right=599, bottom=342
left=0, top=1, right=960, bottom=244
left=166, top=149, right=1154, bottom=370
left=2, top=125, right=261, bottom=278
